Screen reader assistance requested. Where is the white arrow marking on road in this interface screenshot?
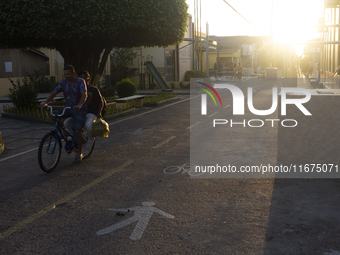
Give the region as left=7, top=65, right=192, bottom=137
left=96, top=202, right=174, bottom=240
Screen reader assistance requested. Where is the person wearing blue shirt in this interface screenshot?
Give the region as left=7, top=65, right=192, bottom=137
left=64, top=70, right=103, bottom=153
left=40, top=65, right=87, bottom=163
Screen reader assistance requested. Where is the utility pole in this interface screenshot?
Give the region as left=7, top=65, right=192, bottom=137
left=206, top=22, right=209, bottom=77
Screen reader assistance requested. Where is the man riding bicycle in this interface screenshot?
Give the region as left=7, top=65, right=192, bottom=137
left=40, top=65, right=87, bottom=163
left=64, top=70, right=103, bottom=153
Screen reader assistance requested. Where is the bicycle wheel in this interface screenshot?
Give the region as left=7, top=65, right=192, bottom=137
left=82, top=131, right=95, bottom=159
left=38, top=132, right=62, bottom=173
left=163, top=165, right=182, bottom=174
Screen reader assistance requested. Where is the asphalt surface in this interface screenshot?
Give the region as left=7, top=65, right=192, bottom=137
left=1, top=77, right=340, bottom=255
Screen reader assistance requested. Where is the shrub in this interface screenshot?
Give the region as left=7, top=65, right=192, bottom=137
left=184, top=70, right=207, bottom=81
left=100, top=87, right=116, bottom=97
left=27, top=69, right=51, bottom=93
left=179, top=81, right=184, bottom=88
left=116, top=78, right=137, bottom=98
left=8, top=77, right=38, bottom=109
left=170, top=82, right=175, bottom=90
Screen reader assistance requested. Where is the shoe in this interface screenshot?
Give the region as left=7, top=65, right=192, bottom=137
left=73, top=154, right=83, bottom=164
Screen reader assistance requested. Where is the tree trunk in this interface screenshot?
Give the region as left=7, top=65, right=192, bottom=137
left=57, top=41, right=114, bottom=87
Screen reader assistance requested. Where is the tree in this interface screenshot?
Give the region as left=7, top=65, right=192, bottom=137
left=110, top=48, right=137, bottom=86
left=0, top=0, right=188, bottom=85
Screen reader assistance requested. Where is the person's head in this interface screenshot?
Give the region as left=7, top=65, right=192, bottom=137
left=63, top=65, right=76, bottom=82
left=78, top=70, right=90, bottom=85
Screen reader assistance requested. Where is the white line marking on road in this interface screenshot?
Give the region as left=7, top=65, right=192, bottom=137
left=108, top=97, right=192, bottom=126
left=97, top=202, right=174, bottom=240
left=223, top=104, right=230, bottom=109
left=0, top=147, right=38, bottom=163
left=0, top=160, right=134, bottom=241
left=208, top=112, right=218, bottom=117
left=0, top=97, right=194, bottom=163
left=187, top=122, right=201, bottom=129
left=153, top=136, right=176, bottom=149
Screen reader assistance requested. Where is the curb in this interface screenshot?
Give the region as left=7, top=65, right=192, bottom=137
left=139, top=92, right=191, bottom=96
left=1, top=112, right=54, bottom=125
left=1, top=108, right=139, bottom=125
left=103, top=108, right=139, bottom=121
left=0, top=97, right=48, bottom=104
left=143, top=97, right=180, bottom=107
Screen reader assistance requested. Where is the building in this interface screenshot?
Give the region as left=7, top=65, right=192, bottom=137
left=318, top=0, right=340, bottom=85
left=204, top=36, right=270, bottom=75
left=0, top=49, right=49, bottom=97
left=128, top=15, right=194, bottom=87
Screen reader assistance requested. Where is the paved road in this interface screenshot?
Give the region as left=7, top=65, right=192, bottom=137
left=1, top=77, right=340, bottom=254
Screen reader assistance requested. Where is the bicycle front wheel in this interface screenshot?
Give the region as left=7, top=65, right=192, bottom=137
left=38, top=132, right=62, bottom=173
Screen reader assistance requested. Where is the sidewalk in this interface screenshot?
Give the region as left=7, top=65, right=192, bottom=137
left=297, top=74, right=313, bottom=89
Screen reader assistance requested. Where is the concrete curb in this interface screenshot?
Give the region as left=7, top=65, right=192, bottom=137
left=138, top=92, right=191, bottom=96
left=1, top=112, right=54, bottom=125
left=143, top=97, right=180, bottom=107
left=0, top=97, right=49, bottom=104
left=103, top=108, right=139, bottom=121
left=1, top=108, right=139, bottom=125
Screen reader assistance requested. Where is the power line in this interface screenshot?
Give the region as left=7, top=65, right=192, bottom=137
left=221, top=0, right=261, bottom=31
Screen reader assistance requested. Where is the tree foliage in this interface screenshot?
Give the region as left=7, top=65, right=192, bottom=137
left=0, top=0, right=188, bottom=85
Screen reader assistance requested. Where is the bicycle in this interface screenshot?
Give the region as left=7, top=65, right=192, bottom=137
left=38, top=106, right=95, bottom=173
left=163, top=163, right=204, bottom=176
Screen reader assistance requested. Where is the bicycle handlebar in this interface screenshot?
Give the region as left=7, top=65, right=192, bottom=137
left=44, top=106, right=71, bottom=117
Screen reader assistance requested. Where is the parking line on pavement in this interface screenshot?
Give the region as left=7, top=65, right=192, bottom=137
left=108, top=97, right=192, bottom=126
left=0, top=97, right=194, bottom=163
left=208, top=112, right=218, bottom=117
left=0, top=160, right=134, bottom=241
left=0, top=147, right=39, bottom=163
left=187, top=122, right=201, bottom=129
left=153, top=136, right=176, bottom=149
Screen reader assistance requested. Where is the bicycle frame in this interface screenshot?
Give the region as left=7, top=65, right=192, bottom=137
left=46, top=106, right=77, bottom=152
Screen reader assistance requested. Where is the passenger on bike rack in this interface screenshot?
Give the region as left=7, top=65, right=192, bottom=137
left=40, top=65, right=87, bottom=163
left=64, top=70, right=103, bottom=153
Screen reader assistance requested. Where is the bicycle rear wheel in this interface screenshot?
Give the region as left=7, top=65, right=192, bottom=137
left=82, top=131, right=95, bottom=159
left=38, top=132, right=62, bottom=173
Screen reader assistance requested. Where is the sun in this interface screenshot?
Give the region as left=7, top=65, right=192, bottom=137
left=186, top=0, right=322, bottom=45
left=271, top=0, right=322, bottom=44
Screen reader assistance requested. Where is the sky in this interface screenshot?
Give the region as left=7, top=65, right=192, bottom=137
left=186, top=0, right=323, bottom=44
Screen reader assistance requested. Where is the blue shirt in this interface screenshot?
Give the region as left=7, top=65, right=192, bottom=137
left=54, top=78, right=87, bottom=111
